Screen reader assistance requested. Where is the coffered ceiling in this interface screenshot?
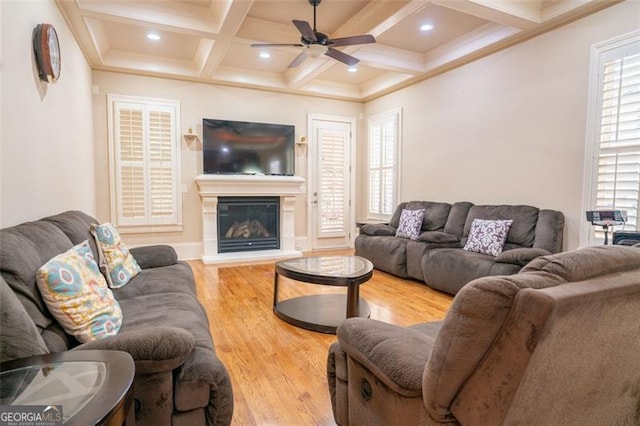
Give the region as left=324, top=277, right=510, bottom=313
left=56, top=0, right=620, bottom=101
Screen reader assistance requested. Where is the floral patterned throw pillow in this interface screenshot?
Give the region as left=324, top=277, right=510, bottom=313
left=91, top=223, right=141, bottom=289
left=36, top=240, right=122, bottom=342
left=395, top=208, right=425, bottom=240
left=463, top=218, right=513, bottom=256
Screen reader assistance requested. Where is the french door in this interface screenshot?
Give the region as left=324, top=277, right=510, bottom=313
left=308, top=114, right=355, bottom=250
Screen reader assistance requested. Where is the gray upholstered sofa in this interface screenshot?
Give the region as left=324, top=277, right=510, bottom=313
left=328, top=245, right=640, bottom=425
left=355, top=201, right=564, bottom=294
left=0, top=211, right=233, bottom=425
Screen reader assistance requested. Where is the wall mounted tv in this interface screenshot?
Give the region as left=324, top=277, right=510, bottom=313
left=203, top=118, right=295, bottom=176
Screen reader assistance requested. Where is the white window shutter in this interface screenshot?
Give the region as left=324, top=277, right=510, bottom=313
left=318, top=128, right=348, bottom=236
left=593, top=45, right=640, bottom=238
left=368, top=109, right=400, bottom=219
left=109, top=95, right=182, bottom=232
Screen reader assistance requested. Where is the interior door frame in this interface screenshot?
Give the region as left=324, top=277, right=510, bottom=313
left=306, top=113, right=357, bottom=250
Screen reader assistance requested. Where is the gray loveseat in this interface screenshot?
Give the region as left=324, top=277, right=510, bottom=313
left=356, top=201, right=564, bottom=294
left=0, top=211, right=233, bottom=425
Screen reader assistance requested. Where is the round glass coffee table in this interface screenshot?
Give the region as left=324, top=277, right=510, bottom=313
left=273, top=255, right=374, bottom=334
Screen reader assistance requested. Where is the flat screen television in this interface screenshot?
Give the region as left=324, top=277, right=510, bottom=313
left=203, top=118, right=295, bottom=176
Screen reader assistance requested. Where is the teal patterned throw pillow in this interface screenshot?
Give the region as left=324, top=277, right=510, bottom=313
left=91, top=223, right=141, bottom=289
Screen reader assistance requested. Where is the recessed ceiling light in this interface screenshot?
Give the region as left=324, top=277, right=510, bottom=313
left=347, top=67, right=357, bottom=73
left=420, top=24, right=434, bottom=32
left=147, top=33, right=161, bottom=41
left=259, top=52, right=271, bottom=59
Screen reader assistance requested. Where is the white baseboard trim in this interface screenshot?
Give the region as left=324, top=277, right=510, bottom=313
left=170, top=242, right=203, bottom=260
left=202, top=249, right=302, bottom=264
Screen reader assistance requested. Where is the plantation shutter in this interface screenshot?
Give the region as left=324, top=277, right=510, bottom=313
left=595, top=49, right=640, bottom=232
left=116, top=105, right=145, bottom=221
left=318, top=128, right=348, bottom=236
left=148, top=109, right=176, bottom=219
left=110, top=95, right=181, bottom=231
left=368, top=110, right=400, bottom=219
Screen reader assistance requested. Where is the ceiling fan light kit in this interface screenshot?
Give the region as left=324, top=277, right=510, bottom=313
left=250, top=0, right=375, bottom=68
left=307, top=44, right=328, bottom=58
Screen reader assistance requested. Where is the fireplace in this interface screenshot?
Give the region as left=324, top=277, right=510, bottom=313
left=195, top=174, right=304, bottom=264
left=218, top=197, right=280, bottom=253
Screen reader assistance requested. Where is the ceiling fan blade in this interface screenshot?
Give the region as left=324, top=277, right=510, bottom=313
left=292, top=20, right=317, bottom=42
left=250, top=43, right=304, bottom=48
left=288, top=52, right=308, bottom=68
left=330, top=34, right=376, bottom=47
left=325, top=47, right=359, bottom=67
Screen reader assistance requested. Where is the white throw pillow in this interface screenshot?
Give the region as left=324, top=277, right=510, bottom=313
left=395, top=209, right=425, bottom=240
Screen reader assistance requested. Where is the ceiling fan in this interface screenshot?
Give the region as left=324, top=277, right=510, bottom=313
left=250, top=0, right=376, bottom=68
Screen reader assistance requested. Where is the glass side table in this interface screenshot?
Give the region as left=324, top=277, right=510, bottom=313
left=0, top=350, right=135, bottom=425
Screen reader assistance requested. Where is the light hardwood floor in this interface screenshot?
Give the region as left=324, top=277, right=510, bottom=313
left=188, top=251, right=453, bottom=425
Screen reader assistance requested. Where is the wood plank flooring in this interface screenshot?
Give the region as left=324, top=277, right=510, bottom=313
left=188, top=251, right=453, bottom=425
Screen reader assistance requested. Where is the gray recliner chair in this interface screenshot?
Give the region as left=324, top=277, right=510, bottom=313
left=327, top=246, right=640, bottom=425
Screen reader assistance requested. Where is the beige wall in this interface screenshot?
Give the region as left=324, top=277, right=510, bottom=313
left=362, top=1, right=640, bottom=250
left=91, top=71, right=363, bottom=256
left=1, top=0, right=94, bottom=227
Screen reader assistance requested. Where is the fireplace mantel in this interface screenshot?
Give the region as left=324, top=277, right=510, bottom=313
left=195, top=174, right=305, bottom=264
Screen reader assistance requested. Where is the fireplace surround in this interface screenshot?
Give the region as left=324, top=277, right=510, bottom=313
left=195, top=174, right=304, bottom=263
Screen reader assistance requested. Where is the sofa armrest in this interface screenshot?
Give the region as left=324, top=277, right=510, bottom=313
left=130, top=245, right=178, bottom=269
left=73, top=326, right=194, bottom=374
left=418, top=231, right=459, bottom=244
left=495, top=247, right=551, bottom=267
left=360, top=224, right=396, bottom=236
left=336, top=318, right=435, bottom=395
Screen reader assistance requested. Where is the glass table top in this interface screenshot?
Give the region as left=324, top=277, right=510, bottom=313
left=0, top=361, right=107, bottom=422
left=276, top=256, right=373, bottom=278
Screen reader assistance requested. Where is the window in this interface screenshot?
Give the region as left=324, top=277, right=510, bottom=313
left=584, top=31, right=640, bottom=244
left=107, top=94, right=182, bottom=232
left=367, top=108, right=401, bottom=220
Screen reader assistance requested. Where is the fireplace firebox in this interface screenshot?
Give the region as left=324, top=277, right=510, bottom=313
left=217, top=197, right=280, bottom=253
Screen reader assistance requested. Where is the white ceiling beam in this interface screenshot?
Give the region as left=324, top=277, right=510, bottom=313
left=101, top=50, right=200, bottom=77
left=55, top=0, right=103, bottom=66
left=354, top=44, right=426, bottom=74
left=199, top=0, right=256, bottom=78
left=360, top=71, right=415, bottom=99
left=423, top=22, right=520, bottom=70
left=235, top=16, right=303, bottom=45
left=76, top=0, right=220, bottom=37
left=433, top=0, right=541, bottom=29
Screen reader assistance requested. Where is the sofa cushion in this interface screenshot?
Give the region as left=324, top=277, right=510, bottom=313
left=0, top=276, right=49, bottom=363
left=129, top=245, right=178, bottom=269
left=422, top=246, right=640, bottom=424
left=112, top=261, right=197, bottom=300
left=495, top=247, right=551, bottom=266
left=338, top=318, right=436, bottom=394
left=390, top=201, right=452, bottom=232
left=422, top=266, right=568, bottom=422
left=443, top=202, right=474, bottom=238
left=463, top=205, right=539, bottom=247
left=463, top=219, right=513, bottom=256
left=360, top=224, right=396, bottom=236
left=0, top=221, right=73, bottom=333
left=395, top=209, right=425, bottom=240
left=75, top=326, right=195, bottom=374
left=91, top=223, right=141, bottom=288
left=37, top=240, right=122, bottom=342
left=418, top=231, right=459, bottom=244
left=116, top=291, right=233, bottom=413
left=43, top=210, right=101, bottom=262
left=355, top=235, right=410, bottom=278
